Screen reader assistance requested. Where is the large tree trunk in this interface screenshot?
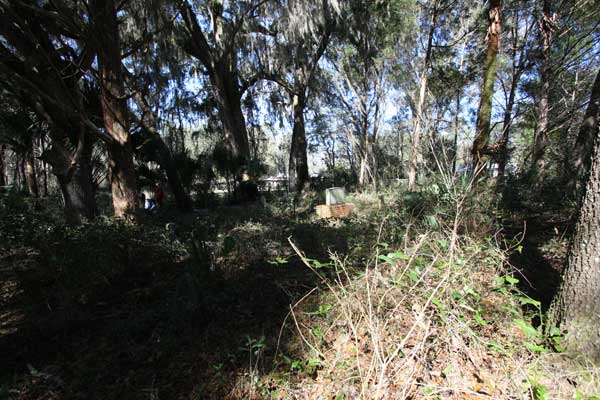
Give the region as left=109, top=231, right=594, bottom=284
left=408, top=5, right=438, bottom=191
left=92, top=0, right=137, bottom=218
left=472, top=0, right=502, bottom=168
left=549, top=106, right=600, bottom=361
left=44, top=134, right=97, bottom=224
left=0, top=144, right=6, bottom=186
left=289, top=93, right=310, bottom=192
left=180, top=3, right=250, bottom=163
left=531, top=0, right=554, bottom=175
left=572, top=69, right=600, bottom=181
left=212, top=65, right=250, bottom=161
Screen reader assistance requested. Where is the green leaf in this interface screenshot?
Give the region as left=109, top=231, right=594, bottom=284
left=505, top=276, right=519, bottom=285
left=407, top=269, right=419, bottom=282
left=377, top=254, right=395, bottom=264
left=473, top=312, right=487, bottom=326
left=268, top=257, right=288, bottom=265
left=387, top=251, right=409, bottom=260
left=517, top=296, right=541, bottom=308
left=514, top=319, right=538, bottom=337
left=532, top=382, right=548, bottom=400
left=525, top=341, right=547, bottom=353
left=487, top=340, right=505, bottom=353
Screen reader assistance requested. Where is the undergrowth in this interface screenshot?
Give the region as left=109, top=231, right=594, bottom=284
left=1, top=176, right=599, bottom=400
left=227, top=173, right=600, bottom=399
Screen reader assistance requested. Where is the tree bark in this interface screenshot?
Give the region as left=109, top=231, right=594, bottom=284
left=549, top=100, right=600, bottom=361
left=531, top=0, right=554, bottom=175
left=572, top=69, right=600, bottom=181
left=92, top=0, right=138, bottom=218
left=180, top=3, right=250, bottom=162
left=212, top=65, right=250, bottom=160
left=0, top=144, right=6, bottom=186
left=408, top=4, right=438, bottom=191
left=472, top=0, right=502, bottom=168
left=24, top=146, right=39, bottom=197
left=43, top=133, right=97, bottom=224
left=289, top=93, right=310, bottom=192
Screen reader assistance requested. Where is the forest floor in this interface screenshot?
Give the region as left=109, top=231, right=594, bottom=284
left=0, top=200, right=380, bottom=399
left=0, top=193, right=598, bottom=399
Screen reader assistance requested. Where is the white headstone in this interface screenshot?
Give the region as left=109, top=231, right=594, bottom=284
left=326, top=187, right=346, bottom=205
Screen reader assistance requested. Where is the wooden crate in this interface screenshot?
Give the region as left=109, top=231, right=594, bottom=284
left=315, top=203, right=354, bottom=218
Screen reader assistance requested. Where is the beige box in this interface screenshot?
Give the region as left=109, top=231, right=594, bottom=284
left=316, top=203, right=354, bottom=218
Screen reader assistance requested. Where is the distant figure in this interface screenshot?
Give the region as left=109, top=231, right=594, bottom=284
left=154, top=183, right=165, bottom=207
left=143, top=187, right=156, bottom=210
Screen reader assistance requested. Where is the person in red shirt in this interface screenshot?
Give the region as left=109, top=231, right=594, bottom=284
left=154, top=183, right=165, bottom=207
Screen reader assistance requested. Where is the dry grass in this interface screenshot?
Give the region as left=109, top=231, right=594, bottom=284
left=235, top=172, right=600, bottom=399
left=266, top=232, right=599, bottom=399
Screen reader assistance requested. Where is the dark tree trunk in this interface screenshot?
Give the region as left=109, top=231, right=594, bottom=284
left=44, top=134, right=97, bottom=224
left=0, top=144, right=6, bottom=186
left=40, top=138, right=49, bottom=196
left=472, top=0, right=502, bottom=168
left=212, top=66, right=250, bottom=161
left=92, top=0, right=138, bottom=218
left=531, top=0, right=554, bottom=175
left=24, top=147, right=39, bottom=197
left=13, top=152, right=19, bottom=187
left=132, top=89, right=193, bottom=211
left=572, top=69, right=600, bottom=182
left=180, top=3, right=250, bottom=163
left=549, top=107, right=600, bottom=361
left=497, top=70, right=520, bottom=178
left=155, top=137, right=193, bottom=211
left=19, top=156, right=25, bottom=191
left=289, top=93, right=310, bottom=192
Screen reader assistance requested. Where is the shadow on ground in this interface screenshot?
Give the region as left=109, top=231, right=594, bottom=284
left=0, top=206, right=379, bottom=399
left=505, top=214, right=574, bottom=313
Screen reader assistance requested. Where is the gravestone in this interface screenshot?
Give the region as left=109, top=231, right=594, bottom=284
left=325, top=187, right=346, bottom=205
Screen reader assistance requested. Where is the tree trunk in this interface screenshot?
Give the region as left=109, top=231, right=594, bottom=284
left=408, top=5, right=438, bottom=191
left=212, top=65, right=250, bottom=161
left=40, top=138, right=49, bottom=196
left=549, top=106, right=600, bottom=361
left=180, top=3, right=250, bottom=163
left=289, top=93, right=310, bottom=192
left=572, top=69, right=600, bottom=181
left=44, top=134, right=97, bottom=224
left=92, top=0, right=138, bottom=218
left=132, top=89, right=193, bottom=211
left=531, top=0, right=554, bottom=175
left=0, top=144, right=6, bottom=186
left=19, top=156, right=25, bottom=191
left=497, top=70, right=520, bottom=178
left=452, top=93, right=460, bottom=174
left=155, top=137, right=193, bottom=211
left=472, top=0, right=502, bottom=168
left=24, top=147, right=39, bottom=197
